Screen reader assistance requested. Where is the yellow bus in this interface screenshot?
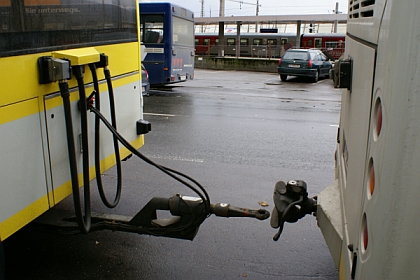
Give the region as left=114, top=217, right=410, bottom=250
left=0, top=0, right=145, bottom=268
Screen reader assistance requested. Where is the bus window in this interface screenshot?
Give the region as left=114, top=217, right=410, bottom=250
left=268, top=39, right=277, bottom=46
left=281, top=38, right=288, bottom=45
left=173, top=16, right=194, bottom=46
left=240, top=38, right=249, bottom=46
left=315, top=38, right=322, bottom=48
left=253, top=39, right=262, bottom=46
left=203, top=38, right=210, bottom=46
left=1, top=1, right=137, bottom=56
left=227, top=38, right=235, bottom=46
left=215, top=39, right=219, bottom=45
left=142, top=15, right=164, bottom=43
left=195, top=38, right=199, bottom=45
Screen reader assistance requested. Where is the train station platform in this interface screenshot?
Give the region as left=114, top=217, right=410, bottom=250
left=195, top=56, right=278, bottom=73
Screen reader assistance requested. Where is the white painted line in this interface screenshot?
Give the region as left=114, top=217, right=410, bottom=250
left=143, top=113, right=176, bottom=117
left=329, top=124, right=339, bottom=127
left=145, top=154, right=204, bottom=163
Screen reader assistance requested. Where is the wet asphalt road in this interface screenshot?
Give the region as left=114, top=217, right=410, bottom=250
left=4, top=69, right=341, bottom=279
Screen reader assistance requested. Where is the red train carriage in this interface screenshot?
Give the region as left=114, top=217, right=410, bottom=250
left=300, top=33, right=345, bottom=59
left=195, top=32, right=345, bottom=60
left=195, top=34, right=219, bottom=55
left=195, top=33, right=297, bottom=58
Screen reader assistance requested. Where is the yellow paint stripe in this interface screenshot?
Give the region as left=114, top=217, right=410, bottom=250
left=44, top=73, right=140, bottom=111
left=53, top=136, right=144, bottom=203
left=339, top=252, right=347, bottom=280
left=0, top=135, right=144, bottom=242
left=0, top=97, right=41, bottom=125
left=0, top=71, right=139, bottom=125
left=0, top=42, right=139, bottom=110
left=0, top=195, right=49, bottom=242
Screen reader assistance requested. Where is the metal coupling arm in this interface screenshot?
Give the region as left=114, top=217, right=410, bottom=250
left=211, top=203, right=270, bottom=220
left=34, top=194, right=270, bottom=241
left=126, top=194, right=269, bottom=240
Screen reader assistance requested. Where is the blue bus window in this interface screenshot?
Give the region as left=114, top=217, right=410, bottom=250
left=142, top=15, right=164, bottom=44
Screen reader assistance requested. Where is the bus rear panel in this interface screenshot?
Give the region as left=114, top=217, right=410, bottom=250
left=140, top=2, right=195, bottom=85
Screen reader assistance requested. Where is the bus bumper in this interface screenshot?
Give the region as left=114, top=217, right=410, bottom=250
left=317, top=179, right=343, bottom=269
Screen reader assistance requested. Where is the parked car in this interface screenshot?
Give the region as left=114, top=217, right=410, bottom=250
left=277, top=49, right=332, bottom=82
left=141, top=63, right=150, bottom=96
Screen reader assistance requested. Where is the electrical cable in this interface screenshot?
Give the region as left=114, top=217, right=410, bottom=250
left=88, top=106, right=211, bottom=233
left=59, top=63, right=210, bottom=235
left=88, top=63, right=122, bottom=208
left=58, top=79, right=91, bottom=233
left=89, top=106, right=210, bottom=206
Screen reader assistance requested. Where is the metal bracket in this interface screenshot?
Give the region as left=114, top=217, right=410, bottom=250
left=38, top=56, right=71, bottom=84
left=338, top=58, right=352, bottom=91
left=271, top=180, right=317, bottom=241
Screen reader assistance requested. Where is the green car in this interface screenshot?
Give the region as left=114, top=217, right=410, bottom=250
left=277, top=49, right=332, bottom=83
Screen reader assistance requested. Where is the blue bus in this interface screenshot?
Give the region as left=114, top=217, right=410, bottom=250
left=139, top=2, right=195, bottom=85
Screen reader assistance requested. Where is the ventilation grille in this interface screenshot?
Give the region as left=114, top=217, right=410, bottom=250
left=349, top=0, right=375, bottom=19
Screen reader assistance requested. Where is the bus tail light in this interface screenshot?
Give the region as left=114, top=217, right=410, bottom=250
left=362, top=214, right=368, bottom=251
left=375, top=99, right=383, bottom=137
left=369, top=164, right=375, bottom=196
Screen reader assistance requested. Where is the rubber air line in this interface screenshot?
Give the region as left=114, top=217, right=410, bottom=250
left=88, top=63, right=122, bottom=208
left=58, top=78, right=91, bottom=233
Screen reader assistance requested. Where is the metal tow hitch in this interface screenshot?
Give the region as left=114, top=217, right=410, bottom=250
left=270, top=180, right=317, bottom=241
left=127, top=194, right=270, bottom=240
left=33, top=194, right=270, bottom=241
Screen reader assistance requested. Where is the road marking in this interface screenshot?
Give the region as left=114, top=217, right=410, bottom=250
left=145, top=154, right=204, bottom=163
left=329, top=124, right=339, bottom=127
left=143, top=113, right=176, bottom=117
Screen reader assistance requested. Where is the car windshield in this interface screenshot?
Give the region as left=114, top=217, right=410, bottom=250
left=283, top=51, right=308, bottom=60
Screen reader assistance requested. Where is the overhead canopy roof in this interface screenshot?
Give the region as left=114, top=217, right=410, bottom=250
left=194, top=14, right=347, bottom=25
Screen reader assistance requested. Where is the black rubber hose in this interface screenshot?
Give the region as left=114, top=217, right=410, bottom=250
left=58, top=80, right=91, bottom=233
left=88, top=63, right=122, bottom=208
left=89, top=106, right=211, bottom=219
